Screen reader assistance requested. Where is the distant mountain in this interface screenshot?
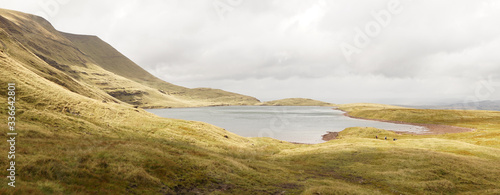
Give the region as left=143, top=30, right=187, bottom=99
left=259, top=98, right=335, bottom=106
left=408, top=100, right=500, bottom=111
left=0, top=8, right=259, bottom=108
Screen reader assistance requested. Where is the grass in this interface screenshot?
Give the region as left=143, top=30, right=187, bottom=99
left=1, top=91, right=500, bottom=194
left=338, top=103, right=500, bottom=148
left=1, top=8, right=500, bottom=194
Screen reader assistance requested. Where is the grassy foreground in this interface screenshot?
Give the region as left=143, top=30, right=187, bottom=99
left=1, top=72, right=500, bottom=195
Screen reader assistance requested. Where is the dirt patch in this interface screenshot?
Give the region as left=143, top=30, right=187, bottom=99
left=106, top=90, right=149, bottom=105
left=322, top=131, right=339, bottom=141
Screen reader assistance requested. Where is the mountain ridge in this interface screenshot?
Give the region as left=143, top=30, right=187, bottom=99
left=0, top=8, right=259, bottom=108
left=259, top=98, right=335, bottom=106
left=407, top=100, right=500, bottom=111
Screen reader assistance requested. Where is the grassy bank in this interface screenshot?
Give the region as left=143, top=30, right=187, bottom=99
left=338, top=103, right=500, bottom=148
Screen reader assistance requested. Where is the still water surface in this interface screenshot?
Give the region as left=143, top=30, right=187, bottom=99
left=147, top=106, right=427, bottom=144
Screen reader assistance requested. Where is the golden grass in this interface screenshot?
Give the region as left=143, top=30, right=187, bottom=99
left=1, top=88, right=500, bottom=194
left=338, top=103, right=500, bottom=148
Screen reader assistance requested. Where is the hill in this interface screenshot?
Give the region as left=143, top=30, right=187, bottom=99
left=63, top=33, right=260, bottom=107
left=1, top=8, right=500, bottom=194
left=0, top=8, right=259, bottom=108
left=410, top=100, right=500, bottom=111
left=259, top=98, right=335, bottom=106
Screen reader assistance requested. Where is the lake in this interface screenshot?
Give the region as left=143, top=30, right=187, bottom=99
left=146, top=106, right=428, bottom=144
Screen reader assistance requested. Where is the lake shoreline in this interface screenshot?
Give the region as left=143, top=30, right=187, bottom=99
left=142, top=104, right=337, bottom=109
left=148, top=106, right=438, bottom=144
left=321, top=112, right=475, bottom=142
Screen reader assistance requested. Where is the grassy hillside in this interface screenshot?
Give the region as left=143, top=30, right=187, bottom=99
left=1, top=8, right=500, bottom=194
left=0, top=8, right=259, bottom=108
left=62, top=33, right=260, bottom=106
left=259, top=98, right=335, bottom=106
left=60, top=33, right=167, bottom=85
left=61, top=32, right=260, bottom=107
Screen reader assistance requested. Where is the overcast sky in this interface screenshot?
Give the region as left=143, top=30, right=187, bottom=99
left=2, top=0, right=500, bottom=105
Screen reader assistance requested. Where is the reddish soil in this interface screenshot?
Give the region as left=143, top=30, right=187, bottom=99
left=322, top=131, right=339, bottom=141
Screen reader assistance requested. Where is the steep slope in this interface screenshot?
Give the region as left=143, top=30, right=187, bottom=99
left=0, top=19, right=115, bottom=105
left=60, top=32, right=183, bottom=89
left=61, top=32, right=260, bottom=107
left=0, top=8, right=259, bottom=108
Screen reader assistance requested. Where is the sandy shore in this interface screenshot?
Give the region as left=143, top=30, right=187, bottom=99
left=322, top=112, right=474, bottom=141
